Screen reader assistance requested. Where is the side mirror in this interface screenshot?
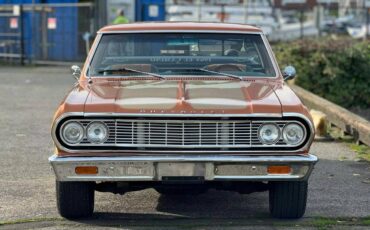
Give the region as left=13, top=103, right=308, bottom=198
left=71, top=65, right=81, bottom=80
left=283, top=66, right=296, bottom=80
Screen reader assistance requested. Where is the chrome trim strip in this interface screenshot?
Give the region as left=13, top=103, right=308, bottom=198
left=83, top=113, right=283, bottom=118
left=98, top=30, right=264, bottom=35
left=65, top=176, right=154, bottom=181
left=49, top=154, right=318, bottom=182
left=49, top=154, right=318, bottom=163
left=213, top=175, right=302, bottom=180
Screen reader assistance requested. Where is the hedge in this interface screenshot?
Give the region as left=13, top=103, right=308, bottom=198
left=273, top=37, right=370, bottom=109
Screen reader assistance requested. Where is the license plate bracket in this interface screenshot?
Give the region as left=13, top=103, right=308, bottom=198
left=157, top=163, right=205, bottom=179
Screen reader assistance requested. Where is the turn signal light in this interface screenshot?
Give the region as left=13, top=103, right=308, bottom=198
left=75, top=166, right=98, bottom=175
left=267, top=165, right=292, bottom=174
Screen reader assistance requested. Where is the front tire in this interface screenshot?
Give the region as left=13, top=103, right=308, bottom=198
left=56, top=181, right=94, bottom=219
left=269, top=181, right=307, bottom=219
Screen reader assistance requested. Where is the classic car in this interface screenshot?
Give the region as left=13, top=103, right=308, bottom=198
left=49, top=22, right=318, bottom=219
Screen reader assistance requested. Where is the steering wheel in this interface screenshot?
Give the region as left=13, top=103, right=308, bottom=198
left=204, top=63, right=246, bottom=72
left=224, top=49, right=240, bottom=56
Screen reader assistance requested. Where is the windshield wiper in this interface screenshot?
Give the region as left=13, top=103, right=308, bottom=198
left=192, top=68, right=243, bottom=80
left=98, top=67, right=165, bottom=80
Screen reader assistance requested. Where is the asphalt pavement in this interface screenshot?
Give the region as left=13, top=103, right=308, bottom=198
left=0, top=67, right=369, bottom=229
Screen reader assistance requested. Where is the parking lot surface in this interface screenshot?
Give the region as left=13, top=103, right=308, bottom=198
left=0, top=67, right=369, bottom=229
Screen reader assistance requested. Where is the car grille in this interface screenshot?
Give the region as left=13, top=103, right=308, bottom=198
left=115, top=120, right=252, bottom=147
left=76, top=119, right=292, bottom=148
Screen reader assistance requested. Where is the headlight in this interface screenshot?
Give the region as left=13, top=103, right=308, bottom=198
left=282, top=123, right=305, bottom=145
left=258, top=123, right=280, bottom=145
left=62, top=122, right=84, bottom=144
left=86, top=121, right=108, bottom=144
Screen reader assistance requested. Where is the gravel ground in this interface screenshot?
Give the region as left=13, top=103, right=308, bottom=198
left=0, top=67, right=369, bottom=229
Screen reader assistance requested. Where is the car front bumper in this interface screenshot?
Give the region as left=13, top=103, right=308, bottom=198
left=49, top=154, right=318, bottom=182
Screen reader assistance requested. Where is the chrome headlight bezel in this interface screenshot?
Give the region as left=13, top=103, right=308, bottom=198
left=86, top=121, right=109, bottom=144
left=60, top=121, right=84, bottom=145
left=282, top=122, right=306, bottom=146
left=257, top=123, right=281, bottom=145
left=52, top=113, right=313, bottom=153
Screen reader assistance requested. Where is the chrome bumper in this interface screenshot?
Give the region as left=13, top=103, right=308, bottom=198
left=49, top=154, right=318, bottom=182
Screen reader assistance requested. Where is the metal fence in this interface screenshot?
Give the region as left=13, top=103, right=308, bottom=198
left=0, top=1, right=369, bottom=64
left=165, top=1, right=370, bottom=41
left=0, top=2, right=94, bottom=65
left=0, top=5, right=24, bottom=64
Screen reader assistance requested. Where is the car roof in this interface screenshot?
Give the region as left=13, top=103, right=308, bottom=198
left=98, top=22, right=262, bottom=33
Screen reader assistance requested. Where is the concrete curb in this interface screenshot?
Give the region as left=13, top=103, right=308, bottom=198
left=290, top=85, right=370, bottom=146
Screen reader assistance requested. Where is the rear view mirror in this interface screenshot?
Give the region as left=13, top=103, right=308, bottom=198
left=71, top=65, right=81, bottom=80
left=283, top=66, right=296, bottom=81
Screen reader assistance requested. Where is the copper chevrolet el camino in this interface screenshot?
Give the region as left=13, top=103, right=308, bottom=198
left=49, top=22, right=318, bottom=219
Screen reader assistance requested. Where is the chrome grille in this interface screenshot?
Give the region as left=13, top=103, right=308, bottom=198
left=114, top=120, right=252, bottom=148
left=67, top=119, right=306, bottom=149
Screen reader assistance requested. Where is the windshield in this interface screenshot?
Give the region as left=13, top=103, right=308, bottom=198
left=90, top=33, right=276, bottom=78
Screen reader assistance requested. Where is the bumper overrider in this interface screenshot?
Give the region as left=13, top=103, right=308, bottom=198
left=49, top=154, right=318, bottom=182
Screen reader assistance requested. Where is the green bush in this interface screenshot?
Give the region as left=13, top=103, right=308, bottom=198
left=273, top=37, right=370, bottom=109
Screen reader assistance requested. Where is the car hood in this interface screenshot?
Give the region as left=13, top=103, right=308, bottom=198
left=82, top=79, right=288, bottom=115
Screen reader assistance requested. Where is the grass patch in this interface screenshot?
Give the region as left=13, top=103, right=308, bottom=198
left=327, top=126, right=354, bottom=142
left=271, top=217, right=370, bottom=229
left=290, top=217, right=370, bottom=230
left=350, top=144, right=370, bottom=162
left=327, top=126, right=370, bottom=162
left=362, top=217, right=370, bottom=225
left=0, top=217, right=63, bottom=226
left=310, top=217, right=338, bottom=230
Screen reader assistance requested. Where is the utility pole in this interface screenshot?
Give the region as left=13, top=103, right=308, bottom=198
left=196, top=0, right=201, bottom=22
left=366, top=7, right=369, bottom=40
left=314, top=5, right=322, bottom=37
left=300, top=7, right=304, bottom=39
left=243, top=0, right=248, bottom=24
left=364, top=0, right=369, bottom=40
left=19, top=4, right=24, bottom=65
left=220, top=4, right=225, bottom=22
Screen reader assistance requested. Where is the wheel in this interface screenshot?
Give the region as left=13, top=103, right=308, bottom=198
left=155, top=187, right=208, bottom=196
left=56, top=181, right=94, bottom=219
left=269, top=181, right=308, bottom=219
